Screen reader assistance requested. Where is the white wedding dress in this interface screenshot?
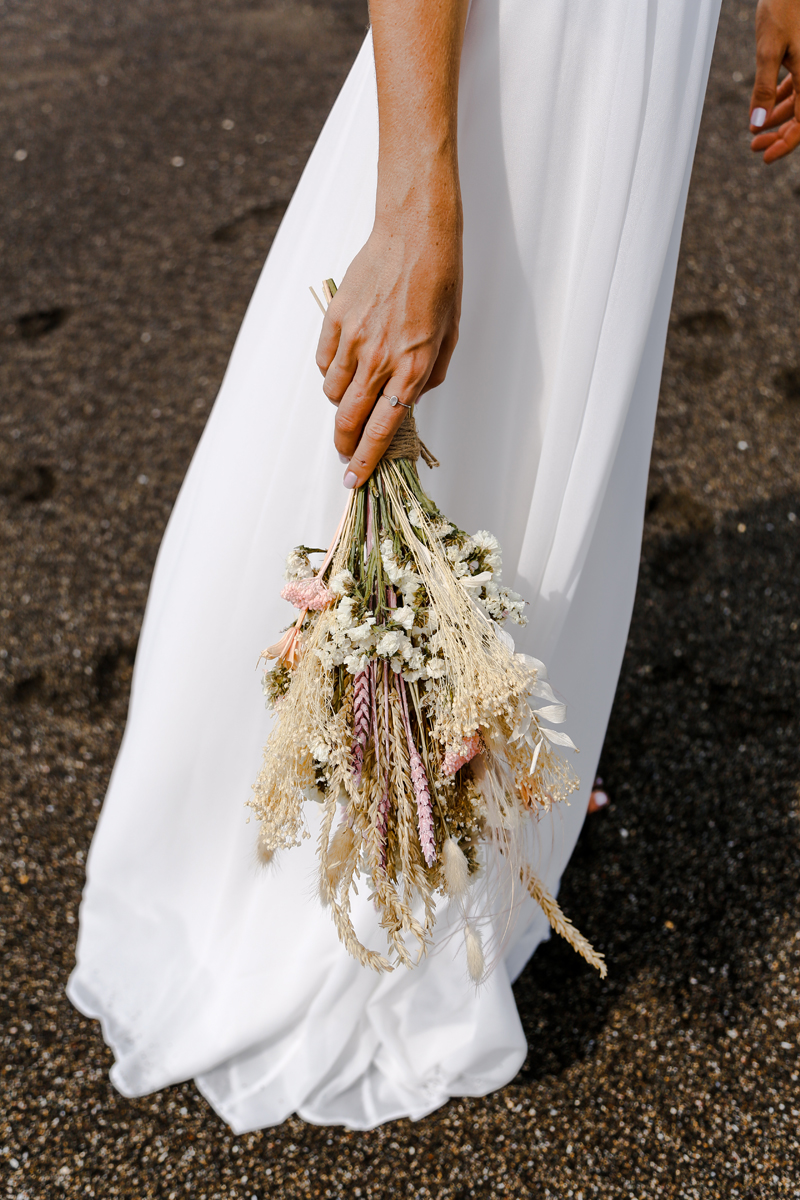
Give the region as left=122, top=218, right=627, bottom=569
left=69, top=0, right=722, bottom=1132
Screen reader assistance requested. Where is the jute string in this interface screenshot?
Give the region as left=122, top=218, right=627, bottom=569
left=382, top=411, right=439, bottom=469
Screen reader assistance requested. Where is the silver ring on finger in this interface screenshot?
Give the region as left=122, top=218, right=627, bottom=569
left=385, top=393, right=413, bottom=411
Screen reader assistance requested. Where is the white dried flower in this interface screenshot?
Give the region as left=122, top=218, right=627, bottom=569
left=426, top=656, right=446, bottom=679
left=376, top=629, right=408, bottom=659
left=407, top=647, right=424, bottom=672
left=301, top=784, right=326, bottom=805
left=500, top=587, right=527, bottom=625
left=330, top=569, right=355, bottom=596
left=393, top=606, right=415, bottom=630
left=400, top=578, right=423, bottom=607
left=314, top=645, right=334, bottom=670
left=344, top=651, right=370, bottom=674
left=284, top=548, right=315, bottom=582
left=380, top=539, right=405, bottom=585
left=335, top=595, right=357, bottom=628
left=471, top=529, right=502, bottom=571
left=347, top=620, right=376, bottom=645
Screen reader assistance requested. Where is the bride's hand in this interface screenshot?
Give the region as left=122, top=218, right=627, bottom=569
left=750, top=0, right=800, bottom=162
left=316, top=195, right=462, bottom=489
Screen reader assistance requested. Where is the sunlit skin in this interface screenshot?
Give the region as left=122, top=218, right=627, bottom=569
left=750, top=0, right=800, bottom=161
left=315, top=0, right=469, bottom=489
left=317, top=0, right=796, bottom=813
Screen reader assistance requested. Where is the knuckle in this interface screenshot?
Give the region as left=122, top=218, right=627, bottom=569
left=408, top=346, right=438, bottom=380
left=341, top=318, right=365, bottom=347
left=367, top=414, right=396, bottom=442
left=335, top=409, right=359, bottom=437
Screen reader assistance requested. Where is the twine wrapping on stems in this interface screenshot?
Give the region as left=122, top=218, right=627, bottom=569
left=383, top=410, right=440, bottom=470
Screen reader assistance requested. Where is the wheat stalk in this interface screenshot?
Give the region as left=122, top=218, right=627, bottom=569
left=523, top=869, right=607, bottom=978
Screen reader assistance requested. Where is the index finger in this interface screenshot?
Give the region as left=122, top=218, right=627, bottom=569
left=315, top=294, right=343, bottom=377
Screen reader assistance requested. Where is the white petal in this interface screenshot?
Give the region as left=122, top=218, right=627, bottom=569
left=535, top=703, right=568, bottom=724
left=459, top=571, right=493, bottom=588
left=541, top=727, right=578, bottom=750
left=510, top=709, right=533, bottom=741
left=493, top=625, right=516, bottom=653
left=516, top=652, right=548, bottom=680
left=528, top=737, right=543, bottom=775
left=530, top=679, right=559, bottom=703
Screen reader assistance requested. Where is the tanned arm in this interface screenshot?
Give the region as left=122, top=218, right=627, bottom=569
left=315, top=0, right=470, bottom=488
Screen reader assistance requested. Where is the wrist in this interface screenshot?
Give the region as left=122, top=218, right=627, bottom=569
left=375, top=150, right=462, bottom=230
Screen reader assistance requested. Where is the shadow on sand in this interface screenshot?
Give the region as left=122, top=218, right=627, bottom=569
left=514, top=492, right=800, bottom=1080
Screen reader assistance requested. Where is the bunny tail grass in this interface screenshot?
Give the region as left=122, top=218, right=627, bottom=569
left=255, top=827, right=275, bottom=867
left=442, top=837, right=471, bottom=899
left=464, top=923, right=486, bottom=983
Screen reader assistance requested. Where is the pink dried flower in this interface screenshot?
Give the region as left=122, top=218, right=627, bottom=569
left=280, top=576, right=335, bottom=611
left=262, top=621, right=304, bottom=667
left=442, top=731, right=484, bottom=777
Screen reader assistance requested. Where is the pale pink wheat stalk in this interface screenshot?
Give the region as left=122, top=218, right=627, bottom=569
left=398, top=677, right=436, bottom=867
left=351, top=669, right=370, bottom=781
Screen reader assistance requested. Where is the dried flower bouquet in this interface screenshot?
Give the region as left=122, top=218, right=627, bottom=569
left=250, top=293, right=605, bottom=983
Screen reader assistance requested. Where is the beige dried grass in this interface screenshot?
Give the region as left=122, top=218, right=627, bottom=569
left=524, top=869, right=607, bottom=978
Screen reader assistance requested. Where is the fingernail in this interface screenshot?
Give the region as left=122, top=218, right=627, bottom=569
left=751, top=107, right=767, bottom=128
left=338, top=452, right=349, bottom=464
left=343, top=470, right=358, bottom=489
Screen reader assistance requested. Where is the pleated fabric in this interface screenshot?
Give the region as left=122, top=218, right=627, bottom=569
left=68, top=0, right=721, bottom=1131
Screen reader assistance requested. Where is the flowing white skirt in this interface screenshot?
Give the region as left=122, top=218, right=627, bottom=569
left=68, top=0, right=721, bottom=1132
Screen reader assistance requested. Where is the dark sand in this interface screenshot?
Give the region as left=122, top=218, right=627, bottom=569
left=1, top=0, right=799, bottom=1195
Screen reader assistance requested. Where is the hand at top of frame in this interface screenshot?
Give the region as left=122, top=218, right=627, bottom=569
left=315, top=193, right=462, bottom=489
left=750, top=0, right=800, bottom=162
